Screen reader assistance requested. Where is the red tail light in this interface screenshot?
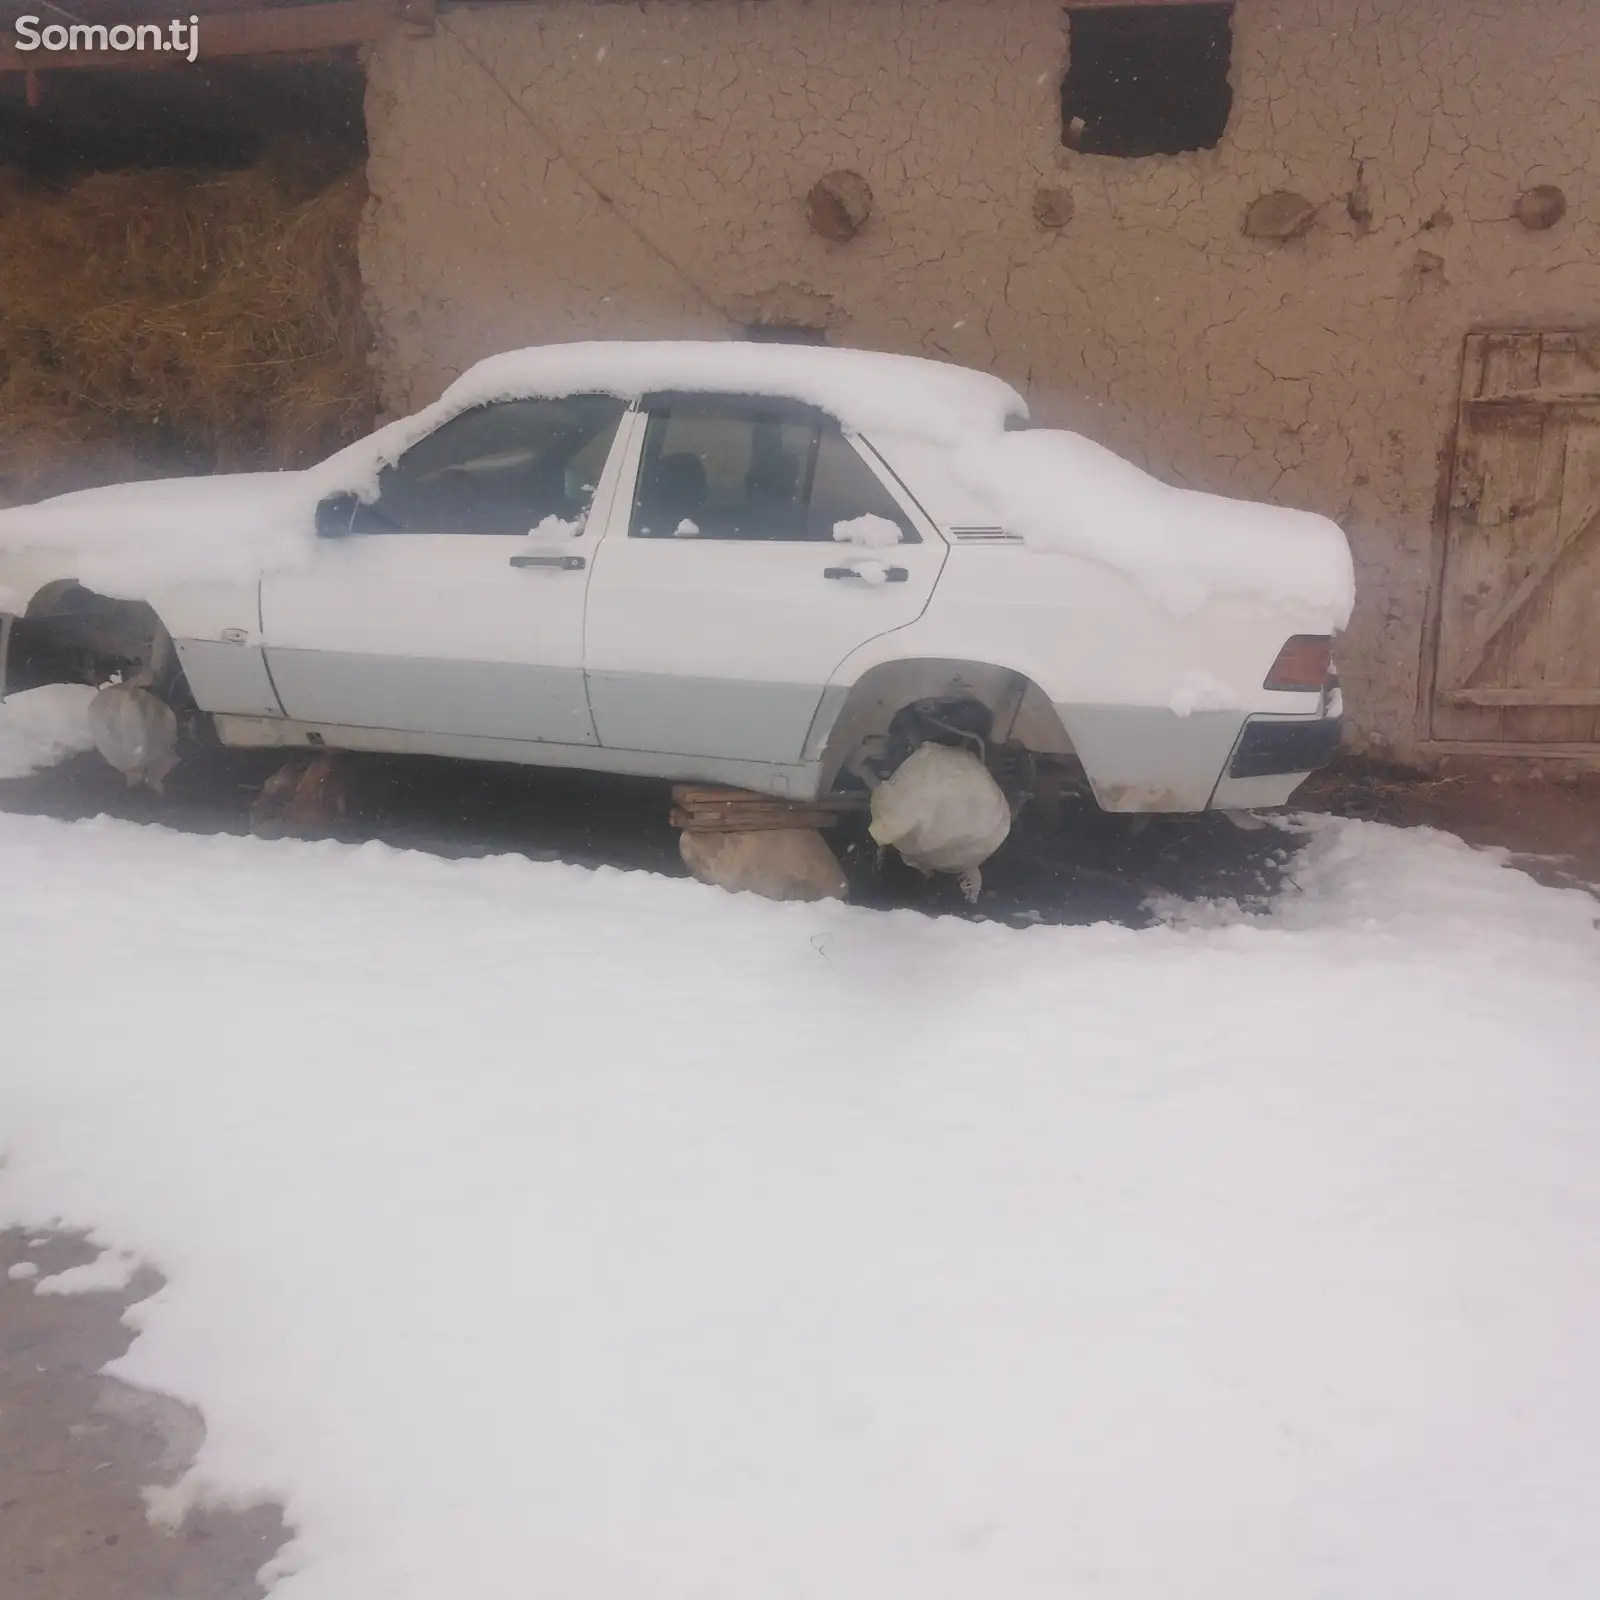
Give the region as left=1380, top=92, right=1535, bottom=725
left=1263, top=635, right=1333, bottom=692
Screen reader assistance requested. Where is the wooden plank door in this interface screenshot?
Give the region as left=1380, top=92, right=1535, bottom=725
left=1431, top=331, right=1600, bottom=748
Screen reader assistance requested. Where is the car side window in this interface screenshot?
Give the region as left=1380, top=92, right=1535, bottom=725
left=353, top=395, right=628, bottom=535
left=629, top=395, right=919, bottom=543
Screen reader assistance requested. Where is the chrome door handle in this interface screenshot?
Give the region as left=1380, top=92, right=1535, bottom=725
left=823, top=565, right=909, bottom=583
left=509, top=553, right=586, bottom=570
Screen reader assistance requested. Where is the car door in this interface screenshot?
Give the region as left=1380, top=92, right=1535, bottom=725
left=259, top=394, right=629, bottom=746
left=583, top=394, right=947, bottom=764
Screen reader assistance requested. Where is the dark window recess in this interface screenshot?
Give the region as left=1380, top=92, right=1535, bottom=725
left=1062, top=3, right=1233, bottom=157
left=630, top=395, right=917, bottom=544
left=0, top=59, right=367, bottom=180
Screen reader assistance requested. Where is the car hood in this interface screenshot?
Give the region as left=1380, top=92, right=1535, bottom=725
left=0, top=470, right=323, bottom=603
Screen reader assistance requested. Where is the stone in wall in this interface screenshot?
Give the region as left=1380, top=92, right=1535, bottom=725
left=806, top=170, right=873, bottom=242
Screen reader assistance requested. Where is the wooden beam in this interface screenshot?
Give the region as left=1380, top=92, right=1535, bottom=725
left=1441, top=688, right=1600, bottom=708
left=0, top=0, right=424, bottom=74
left=1465, top=390, right=1600, bottom=409
left=669, top=785, right=866, bottom=834
left=1419, top=740, right=1600, bottom=762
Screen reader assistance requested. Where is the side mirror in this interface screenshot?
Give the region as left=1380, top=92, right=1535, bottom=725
left=315, top=491, right=360, bottom=539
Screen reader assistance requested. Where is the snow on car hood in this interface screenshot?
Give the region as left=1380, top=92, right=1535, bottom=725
left=0, top=470, right=322, bottom=599
left=952, top=429, right=1356, bottom=631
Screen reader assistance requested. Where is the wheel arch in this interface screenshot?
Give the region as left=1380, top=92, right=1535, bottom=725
left=810, top=656, right=1076, bottom=793
left=5, top=580, right=186, bottom=701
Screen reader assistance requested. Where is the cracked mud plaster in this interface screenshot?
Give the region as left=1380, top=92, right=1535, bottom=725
left=362, top=0, right=1600, bottom=761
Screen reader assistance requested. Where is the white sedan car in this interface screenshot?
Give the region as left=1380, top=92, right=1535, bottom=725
left=0, top=342, right=1352, bottom=813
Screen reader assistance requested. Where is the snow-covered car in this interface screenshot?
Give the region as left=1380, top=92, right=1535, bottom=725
left=0, top=342, right=1352, bottom=813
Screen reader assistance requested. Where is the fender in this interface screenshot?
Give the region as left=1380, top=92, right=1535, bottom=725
left=808, top=557, right=1315, bottom=814
left=804, top=653, right=1076, bottom=794
left=807, top=651, right=1252, bottom=813
left=6, top=579, right=282, bottom=719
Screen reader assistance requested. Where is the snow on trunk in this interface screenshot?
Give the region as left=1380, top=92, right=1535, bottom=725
left=953, top=428, right=1356, bottom=629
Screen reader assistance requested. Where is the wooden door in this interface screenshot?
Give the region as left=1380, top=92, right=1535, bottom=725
left=1430, top=331, right=1600, bottom=749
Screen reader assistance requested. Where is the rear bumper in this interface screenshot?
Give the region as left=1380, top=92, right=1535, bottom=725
left=1227, top=713, right=1344, bottom=779
left=1208, top=712, right=1342, bottom=811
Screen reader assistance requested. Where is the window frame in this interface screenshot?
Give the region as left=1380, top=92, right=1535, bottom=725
left=349, top=392, right=632, bottom=537
left=625, top=390, right=923, bottom=546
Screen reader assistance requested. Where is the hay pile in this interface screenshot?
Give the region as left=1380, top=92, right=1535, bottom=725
left=0, top=163, right=375, bottom=506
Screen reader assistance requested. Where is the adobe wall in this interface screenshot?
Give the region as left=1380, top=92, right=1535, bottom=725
left=361, top=0, right=1600, bottom=761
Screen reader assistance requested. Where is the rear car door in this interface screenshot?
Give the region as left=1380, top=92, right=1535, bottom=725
left=259, top=395, right=628, bottom=746
left=583, top=394, right=946, bottom=764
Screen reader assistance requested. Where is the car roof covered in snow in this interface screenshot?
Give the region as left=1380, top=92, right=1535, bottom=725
left=433, top=341, right=1030, bottom=446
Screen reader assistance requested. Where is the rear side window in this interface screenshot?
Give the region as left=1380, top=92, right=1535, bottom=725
left=629, top=395, right=918, bottom=543
left=356, top=395, right=627, bottom=535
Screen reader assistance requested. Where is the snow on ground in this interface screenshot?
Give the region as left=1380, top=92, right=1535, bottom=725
left=1, top=811, right=1597, bottom=1600
left=0, top=683, right=97, bottom=779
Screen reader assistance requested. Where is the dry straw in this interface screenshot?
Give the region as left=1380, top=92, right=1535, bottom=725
left=0, top=162, right=375, bottom=506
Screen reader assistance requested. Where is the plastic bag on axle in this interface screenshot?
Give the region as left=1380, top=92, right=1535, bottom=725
left=868, top=743, right=1011, bottom=875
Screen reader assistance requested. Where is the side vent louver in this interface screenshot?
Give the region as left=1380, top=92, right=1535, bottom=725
left=948, top=526, right=1023, bottom=544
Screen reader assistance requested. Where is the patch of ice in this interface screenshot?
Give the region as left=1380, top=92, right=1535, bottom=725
left=673, top=519, right=700, bottom=538
left=833, top=513, right=903, bottom=549
left=0, top=682, right=98, bottom=780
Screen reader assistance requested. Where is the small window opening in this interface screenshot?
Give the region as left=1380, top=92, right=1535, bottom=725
left=1061, top=3, right=1233, bottom=157
left=741, top=324, right=829, bottom=346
